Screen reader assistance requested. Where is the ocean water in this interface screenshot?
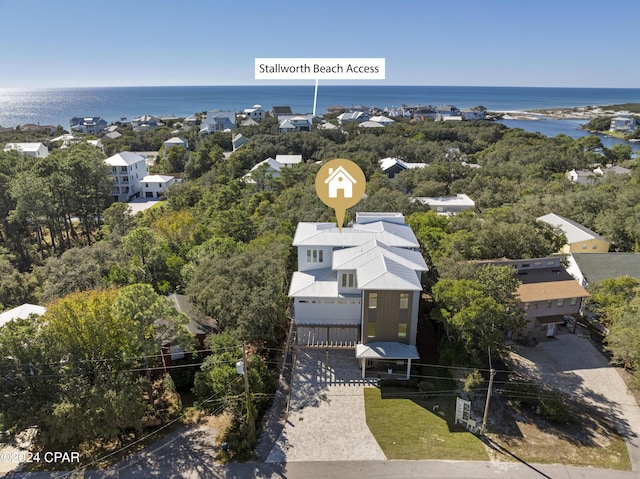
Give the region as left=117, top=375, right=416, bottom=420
left=1, top=85, right=640, bottom=129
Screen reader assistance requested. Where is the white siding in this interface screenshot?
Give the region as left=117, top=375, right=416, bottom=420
left=337, top=270, right=358, bottom=294
left=297, top=246, right=333, bottom=271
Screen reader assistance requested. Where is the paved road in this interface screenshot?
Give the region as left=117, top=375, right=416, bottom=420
left=3, top=459, right=640, bottom=479
left=5, top=334, right=640, bottom=478
left=511, top=333, right=640, bottom=471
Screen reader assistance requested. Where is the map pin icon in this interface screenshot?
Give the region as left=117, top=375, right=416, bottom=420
left=315, top=159, right=366, bottom=232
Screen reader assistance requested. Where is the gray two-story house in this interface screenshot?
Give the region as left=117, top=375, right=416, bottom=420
left=289, top=212, right=428, bottom=378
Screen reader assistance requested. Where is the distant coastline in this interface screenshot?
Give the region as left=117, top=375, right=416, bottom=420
left=1, top=85, right=640, bottom=129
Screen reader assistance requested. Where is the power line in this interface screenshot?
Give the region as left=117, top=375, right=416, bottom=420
left=0, top=343, right=291, bottom=370
left=62, top=375, right=243, bottom=478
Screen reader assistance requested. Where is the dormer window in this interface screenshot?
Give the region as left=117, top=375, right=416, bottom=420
left=306, top=249, right=324, bottom=263
left=341, top=273, right=354, bottom=288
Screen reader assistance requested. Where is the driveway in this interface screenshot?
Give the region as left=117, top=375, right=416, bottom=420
left=127, top=198, right=163, bottom=214
left=510, top=332, right=640, bottom=471
left=265, top=349, right=385, bottom=462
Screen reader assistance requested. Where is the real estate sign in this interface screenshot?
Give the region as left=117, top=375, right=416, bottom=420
left=455, top=397, right=471, bottom=425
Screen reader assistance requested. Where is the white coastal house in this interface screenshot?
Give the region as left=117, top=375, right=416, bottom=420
left=460, top=106, right=487, bottom=121
left=289, top=212, right=428, bottom=379
left=243, top=157, right=284, bottom=184
left=567, top=165, right=632, bottom=184
left=279, top=115, right=313, bottom=133
left=200, top=110, right=236, bottom=135
left=243, top=104, right=265, bottom=121
left=105, top=151, right=149, bottom=202
left=412, top=194, right=475, bottom=215
left=275, top=154, right=303, bottom=167
left=51, top=135, right=104, bottom=151
left=243, top=155, right=303, bottom=182
left=163, top=137, right=188, bottom=151
left=337, top=111, right=368, bottom=124
left=232, top=133, right=250, bottom=151
left=610, top=113, right=640, bottom=134
left=359, top=121, right=385, bottom=129
left=567, top=168, right=596, bottom=184
left=3, top=142, right=49, bottom=158
left=318, top=122, right=339, bottom=130
left=131, top=115, right=163, bottom=131
left=0, top=303, right=47, bottom=328
left=104, top=131, right=122, bottom=140
left=141, top=174, right=177, bottom=199
left=69, top=116, right=108, bottom=134
left=379, top=157, right=428, bottom=179
left=368, top=115, right=394, bottom=126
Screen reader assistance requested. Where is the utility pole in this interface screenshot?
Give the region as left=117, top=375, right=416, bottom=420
left=481, top=348, right=496, bottom=435
left=241, top=341, right=256, bottom=443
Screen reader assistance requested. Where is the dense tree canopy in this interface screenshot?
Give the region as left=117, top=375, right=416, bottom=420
left=432, top=265, right=526, bottom=363
left=0, top=285, right=193, bottom=448
left=1, top=111, right=639, bottom=453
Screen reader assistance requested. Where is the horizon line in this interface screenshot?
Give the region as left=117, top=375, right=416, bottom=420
left=2, top=84, right=640, bottom=91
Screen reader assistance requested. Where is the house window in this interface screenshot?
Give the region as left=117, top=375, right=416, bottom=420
left=306, top=249, right=323, bottom=263
left=341, top=273, right=354, bottom=288
left=570, top=297, right=577, bottom=306
left=592, top=245, right=598, bottom=250
left=521, top=263, right=530, bottom=268
left=557, top=299, right=565, bottom=307
left=400, top=293, right=409, bottom=309
left=369, top=293, right=378, bottom=309
left=367, top=323, right=376, bottom=338
left=524, top=302, right=530, bottom=310
left=532, top=302, right=538, bottom=310
left=582, top=244, right=588, bottom=250
left=398, top=323, right=408, bottom=339
left=547, top=301, right=552, bottom=308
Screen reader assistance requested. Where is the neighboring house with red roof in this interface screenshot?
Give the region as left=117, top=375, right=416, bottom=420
left=479, top=257, right=589, bottom=339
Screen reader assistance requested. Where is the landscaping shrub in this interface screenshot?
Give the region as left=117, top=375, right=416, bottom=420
left=539, top=392, right=569, bottom=423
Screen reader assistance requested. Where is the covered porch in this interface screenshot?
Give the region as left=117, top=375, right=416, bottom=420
left=355, top=342, right=420, bottom=380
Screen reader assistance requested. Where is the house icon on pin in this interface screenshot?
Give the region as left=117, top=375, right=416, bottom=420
left=325, top=165, right=357, bottom=198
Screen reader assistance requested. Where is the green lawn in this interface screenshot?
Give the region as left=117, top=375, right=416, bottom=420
left=364, top=387, right=488, bottom=461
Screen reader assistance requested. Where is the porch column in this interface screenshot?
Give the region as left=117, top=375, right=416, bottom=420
left=406, top=358, right=412, bottom=380
left=361, top=358, right=366, bottom=379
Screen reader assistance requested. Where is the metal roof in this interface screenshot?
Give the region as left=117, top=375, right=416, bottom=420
left=3, top=142, right=44, bottom=152
left=275, top=154, right=303, bottom=165
left=105, top=151, right=146, bottom=166
left=537, top=213, right=609, bottom=244
left=292, top=221, right=419, bottom=248
left=141, top=175, right=174, bottom=183
left=333, top=240, right=427, bottom=291
left=356, top=342, right=419, bottom=359
left=289, top=269, right=339, bottom=297
left=0, top=304, right=46, bottom=328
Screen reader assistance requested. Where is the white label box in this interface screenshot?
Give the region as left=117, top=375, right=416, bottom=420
left=255, top=58, right=385, bottom=80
